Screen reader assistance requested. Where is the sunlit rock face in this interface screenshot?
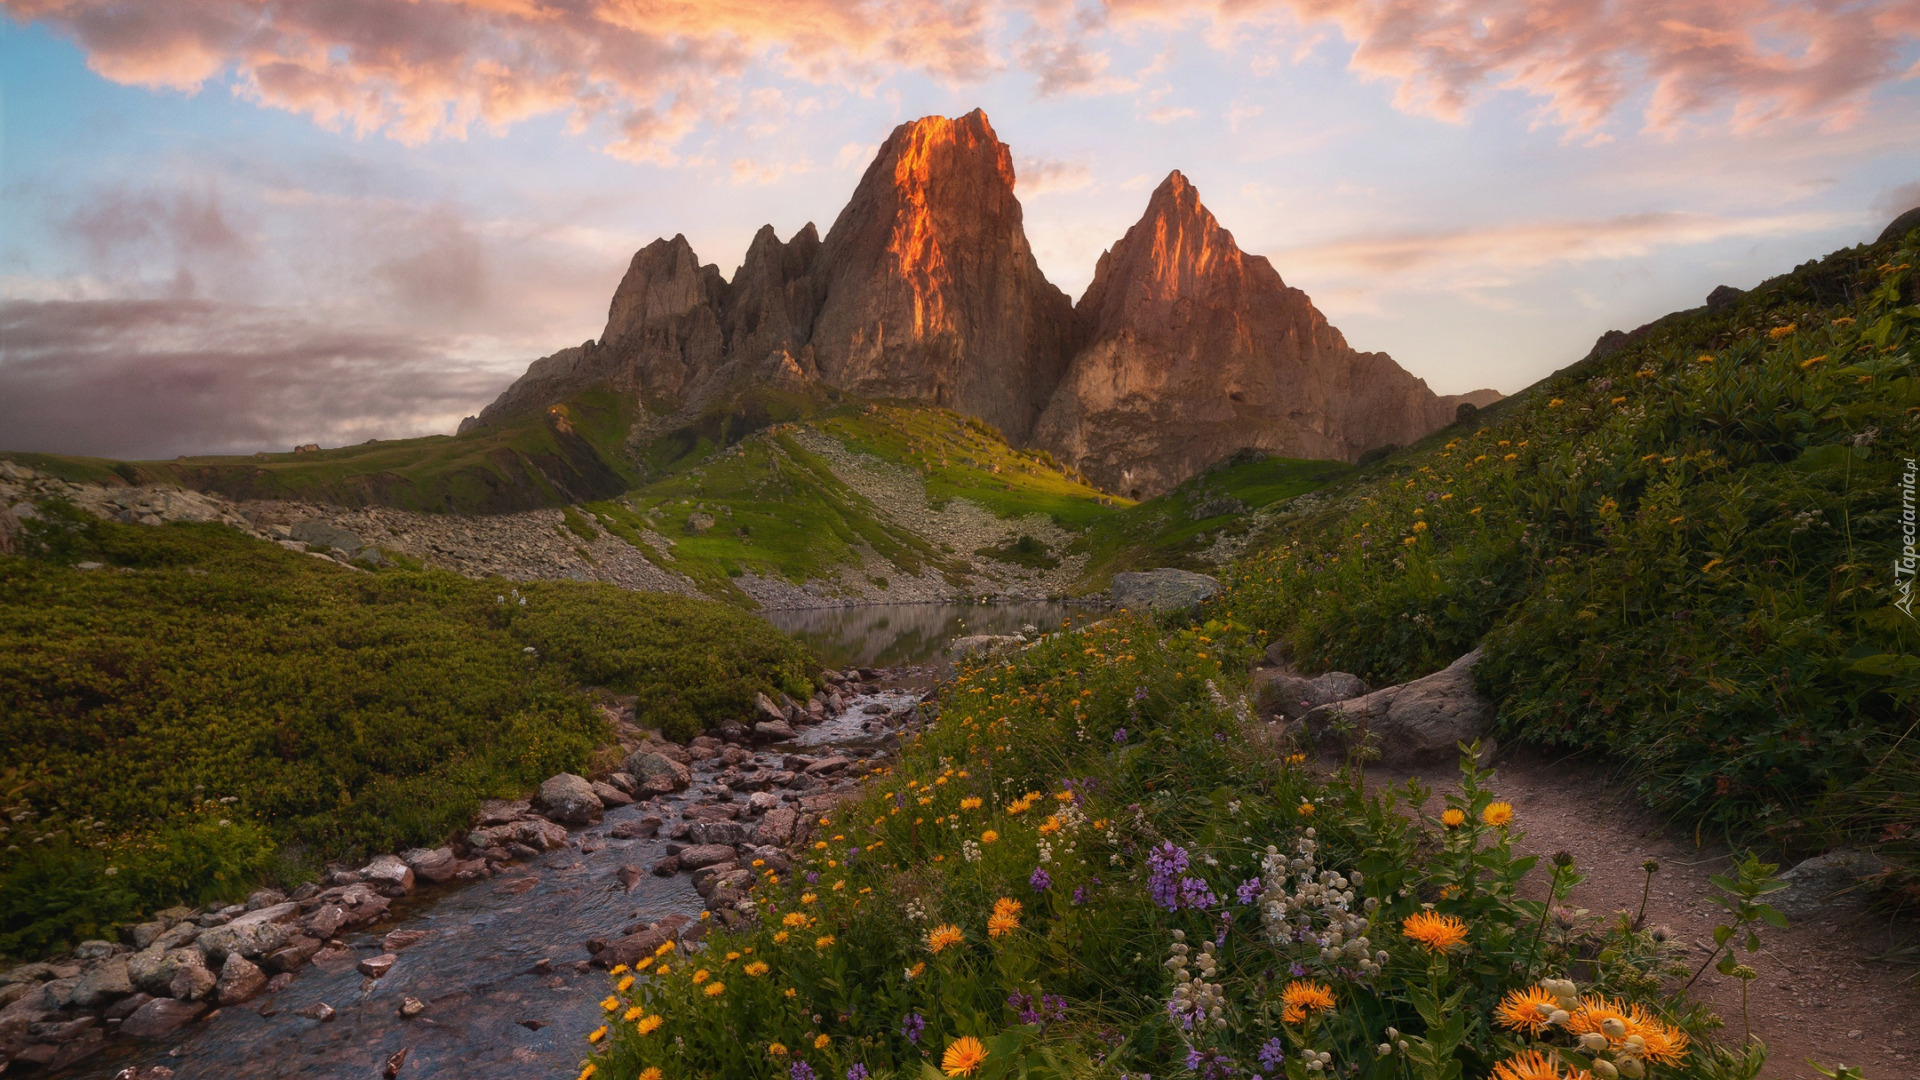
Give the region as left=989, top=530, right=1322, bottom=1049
left=1035, top=171, right=1497, bottom=498
left=472, top=112, right=1496, bottom=495
left=807, top=108, right=1076, bottom=444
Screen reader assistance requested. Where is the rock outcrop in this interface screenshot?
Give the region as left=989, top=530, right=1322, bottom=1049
left=470, top=115, right=1496, bottom=498
left=1302, top=648, right=1494, bottom=766
left=1035, top=172, right=1499, bottom=498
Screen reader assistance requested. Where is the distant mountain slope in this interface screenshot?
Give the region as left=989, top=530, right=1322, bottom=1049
left=1036, top=171, right=1496, bottom=497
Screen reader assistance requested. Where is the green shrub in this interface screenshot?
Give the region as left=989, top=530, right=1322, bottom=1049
left=1222, top=232, right=1920, bottom=852
left=0, top=513, right=814, bottom=957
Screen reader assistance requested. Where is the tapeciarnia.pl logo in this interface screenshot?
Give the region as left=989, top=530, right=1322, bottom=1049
left=1899, top=457, right=1917, bottom=620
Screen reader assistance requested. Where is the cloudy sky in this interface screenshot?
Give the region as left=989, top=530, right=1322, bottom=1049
left=3, top=0, right=1919, bottom=459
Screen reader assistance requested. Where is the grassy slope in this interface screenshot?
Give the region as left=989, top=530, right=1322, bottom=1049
left=1072, top=454, right=1355, bottom=590
left=1219, top=226, right=1920, bottom=855
left=3, top=390, right=645, bottom=515
left=0, top=507, right=815, bottom=958
left=585, top=404, right=1132, bottom=603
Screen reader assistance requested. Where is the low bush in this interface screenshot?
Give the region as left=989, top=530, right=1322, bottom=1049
left=1224, top=229, right=1920, bottom=854
left=0, top=510, right=814, bottom=957
left=584, top=615, right=1759, bottom=1080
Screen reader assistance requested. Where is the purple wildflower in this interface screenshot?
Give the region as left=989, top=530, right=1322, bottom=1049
left=1042, top=994, right=1068, bottom=1022
left=791, top=1064, right=817, bottom=1080
left=1113, top=727, right=1128, bottom=743
left=846, top=1067, right=869, bottom=1080
left=1134, top=686, right=1149, bottom=701
left=1070, top=885, right=1088, bottom=905
left=1176, top=875, right=1217, bottom=911
left=1236, top=877, right=1262, bottom=905
left=901, top=1012, right=925, bottom=1044
left=1258, top=1038, right=1286, bottom=1071
left=1289, top=962, right=1308, bottom=977
left=1147, top=842, right=1190, bottom=911
left=1030, top=866, right=1052, bottom=891
left=806, top=871, right=820, bottom=885
left=1009, top=992, right=1041, bottom=1025
left=1185, top=1048, right=1205, bottom=1072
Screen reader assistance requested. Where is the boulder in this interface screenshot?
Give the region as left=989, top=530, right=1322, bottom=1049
left=610, top=817, right=662, bottom=840
left=950, top=634, right=1023, bottom=660
left=1301, top=648, right=1493, bottom=767
left=244, top=888, right=288, bottom=911
left=535, top=773, right=604, bottom=824
left=475, top=799, right=531, bottom=825
left=68, top=958, right=134, bottom=1009
left=1111, top=568, right=1219, bottom=613
left=119, top=998, right=207, bottom=1039
left=686, top=820, right=748, bottom=846
left=401, top=846, right=460, bottom=884
left=592, top=780, right=635, bottom=808
left=361, top=854, right=417, bottom=896
left=754, top=807, right=799, bottom=846
left=754, top=693, right=787, bottom=725
left=263, top=935, right=323, bottom=973
left=1771, top=849, right=1888, bottom=919
left=624, top=751, right=692, bottom=795
left=215, top=954, right=266, bottom=1006
left=168, top=960, right=217, bottom=1002
left=1257, top=671, right=1369, bottom=721
left=127, top=947, right=208, bottom=997
left=746, top=790, right=780, bottom=814
left=753, top=719, right=797, bottom=743
left=676, top=844, right=737, bottom=870
left=587, top=915, right=689, bottom=969
left=358, top=953, right=398, bottom=979
left=288, top=521, right=363, bottom=555
left=606, top=772, right=638, bottom=795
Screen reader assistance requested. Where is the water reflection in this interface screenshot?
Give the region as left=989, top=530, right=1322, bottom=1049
left=758, top=602, right=1073, bottom=669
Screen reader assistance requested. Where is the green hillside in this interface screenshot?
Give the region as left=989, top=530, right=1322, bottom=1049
left=1220, top=222, right=1920, bottom=857
left=0, top=506, right=815, bottom=957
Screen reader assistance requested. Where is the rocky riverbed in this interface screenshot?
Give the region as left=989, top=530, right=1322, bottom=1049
left=0, top=668, right=930, bottom=1079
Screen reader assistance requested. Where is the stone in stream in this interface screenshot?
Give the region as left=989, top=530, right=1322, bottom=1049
left=383, top=929, right=432, bottom=952
left=587, top=915, right=688, bottom=969
left=676, top=844, right=736, bottom=870
left=651, top=855, right=682, bottom=877
left=398, top=996, right=426, bottom=1018
left=296, top=1001, right=337, bottom=1022
left=625, top=751, right=692, bottom=794
left=746, top=790, right=780, bottom=814
left=610, top=816, right=662, bottom=840
left=120, top=997, right=207, bottom=1039
left=215, top=954, right=266, bottom=1006
left=127, top=946, right=204, bottom=996
left=686, top=820, right=746, bottom=845
left=753, top=719, right=797, bottom=742
left=754, top=807, right=798, bottom=845
left=68, top=958, right=134, bottom=1009
left=401, top=846, right=460, bottom=883
left=358, top=953, right=399, bottom=978
left=617, top=865, right=645, bottom=890
left=535, top=773, right=604, bottom=824
left=169, top=961, right=217, bottom=1002
left=592, top=780, right=635, bottom=808
left=197, top=904, right=298, bottom=965
left=606, top=771, right=638, bottom=795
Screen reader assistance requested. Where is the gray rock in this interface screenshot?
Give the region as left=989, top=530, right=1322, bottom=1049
left=950, top=634, right=1023, bottom=660
left=73, top=940, right=120, bottom=961
left=297, top=1001, right=336, bottom=1022
left=753, top=719, right=797, bottom=742
left=289, top=520, right=363, bottom=555
left=746, top=790, right=780, bottom=814
left=215, top=954, right=266, bottom=1006
left=1258, top=671, right=1369, bottom=720
left=475, top=799, right=530, bottom=825
left=127, top=946, right=208, bottom=996
left=686, top=820, right=747, bottom=845
left=1111, top=568, right=1220, bottom=613
left=535, top=772, right=604, bottom=824
left=120, top=997, right=207, bottom=1039
left=401, top=846, right=460, bottom=883
left=592, top=780, right=634, bottom=808
left=169, top=960, right=217, bottom=1002
left=244, top=888, right=288, bottom=911
left=68, top=958, right=134, bottom=1009
left=196, top=906, right=296, bottom=965
left=754, top=693, right=786, bottom=724
left=1302, top=648, right=1493, bottom=767
left=361, top=854, right=417, bottom=896
left=1771, top=849, right=1888, bottom=918
left=624, top=751, right=691, bottom=794
left=124, top=921, right=169, bottom=951
left=754, top=807, right=798, bottom=846
left=676, top=844, right=737, bottom=870
left=1191, top=496, right=1246, bottom=520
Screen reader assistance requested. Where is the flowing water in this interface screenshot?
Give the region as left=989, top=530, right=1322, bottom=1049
left=59, top=606, right=1033, bottom=1079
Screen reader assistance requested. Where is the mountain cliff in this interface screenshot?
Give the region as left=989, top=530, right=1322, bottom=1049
left=469, top=112, right=1496, bottom=495
left=1035, top=171, right=1496, bottom=497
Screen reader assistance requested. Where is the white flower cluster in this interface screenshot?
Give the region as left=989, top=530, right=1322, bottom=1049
left=962, top=839, right=981, bottom=863
left=1164, top=930, right=1228, bottom=1031
left=903, top=898, right=927, bottom=923
left=1257, top=828, right=1386, bottom=976
left=1036, top=838, right=1054, bottom=865
left=1302, top=1050, right=1334, bottom=1072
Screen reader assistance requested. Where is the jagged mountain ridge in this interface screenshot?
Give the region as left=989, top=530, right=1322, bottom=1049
left=470, top=109, right=1497, bottom=496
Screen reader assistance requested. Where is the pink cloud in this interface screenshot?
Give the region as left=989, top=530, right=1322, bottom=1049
left=10, top=0, right=1917, bottom=160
